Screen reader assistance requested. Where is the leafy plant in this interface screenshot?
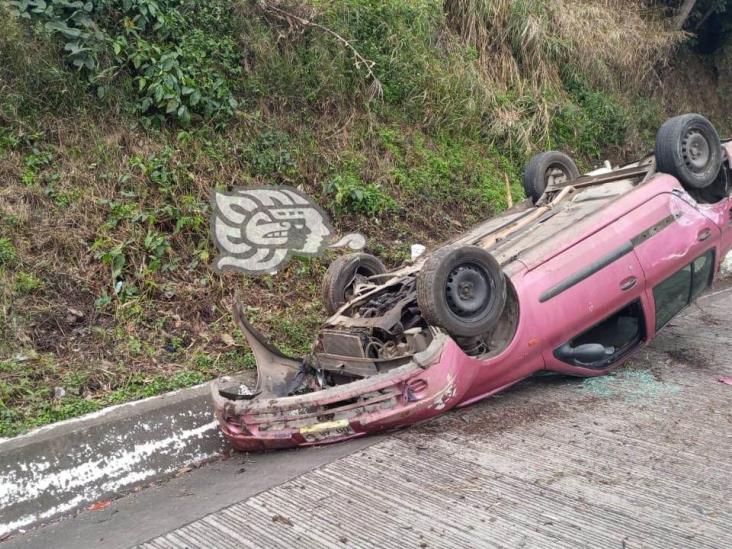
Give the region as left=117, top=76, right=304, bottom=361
left=9, top=0, right=242, bottom=125
left=243, top=129, right=298, bottom=180
left=8, top=0, right=104, bottom=72
left=142, top=229, right=171, bottom=272
left=92, top=238, right=129, bottom=298
left=14, top=272, right=42, bottom=294
left=0, top=128, right=20, bottom=155
left=130, top=146, right=175, bottom=191
left=0, top=238, right=18, bottom=267
left=324, top=172, right=395, bottom=216
left=20, top=147, right=53, bottom=186
left=551, top=76, right=629, bottom=158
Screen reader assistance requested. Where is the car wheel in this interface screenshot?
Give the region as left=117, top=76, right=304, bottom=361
left=416, top=245, right=507, bottom=338
left=655, top=113, right=722, bottom=190
left=322, top=253, right=387, bottom=315
left=523, top=151, right=580, bottom=204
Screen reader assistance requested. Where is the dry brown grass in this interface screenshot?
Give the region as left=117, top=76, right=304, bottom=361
left=553, top=0, right=686, bottom=87
left=445, top=0, right=559, bottom=91
left=445, top=0, right=685, bottom=90
left=444, top=0, right=687, bottom=148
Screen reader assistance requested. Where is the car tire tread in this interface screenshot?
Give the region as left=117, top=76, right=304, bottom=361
left=655, top=113, right=722, bottom=190
left=322, top=253, right=386, bottom=315
left=523, top=151, right=580, bottom=204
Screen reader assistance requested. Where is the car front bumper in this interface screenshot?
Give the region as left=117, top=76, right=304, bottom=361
left=210, top=334, right=477, bottom=452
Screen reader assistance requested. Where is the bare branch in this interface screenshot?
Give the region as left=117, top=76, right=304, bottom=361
left=673, top=0, right=698, bottom=30
left=694, top=3, right=718, bottom=31
left=258, top=2, right=383, bottom=101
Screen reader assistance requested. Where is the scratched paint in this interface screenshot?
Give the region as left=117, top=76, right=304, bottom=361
left=433, top=374, right=457, bottom=410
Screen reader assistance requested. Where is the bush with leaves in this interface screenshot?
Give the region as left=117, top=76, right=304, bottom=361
left=8, top=0, right=106, bottom=72
left=324, top=172, right=395, bottom=216
left=8, top=0, right=242, bottom=126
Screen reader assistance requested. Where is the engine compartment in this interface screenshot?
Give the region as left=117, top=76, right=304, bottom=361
left=312, top=274, right=520, bottom=385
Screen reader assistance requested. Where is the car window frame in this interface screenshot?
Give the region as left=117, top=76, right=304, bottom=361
left=652, top=249, right=715, bottom=331
left=553, top=298, right=646, bottom=369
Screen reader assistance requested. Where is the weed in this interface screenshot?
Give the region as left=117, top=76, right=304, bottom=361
left=130, top=147, right=176, bottom=191
left=20, top=148, right=53, bottom=186
left=550, top=76, right=629, bottom=159
left=92, top=239, right=129, bottom=298
left=0, top=127, right=20, bottom=155
left=385, top=129, right=520, bottom=217
left=44, top=185, right=78, bottom=208
left=192, top=350, right=255, bottom=376
left=13, top=272, right=42, bottom=294
left=101, top=201, right=147, bottom=230
left=270, top=311, right=324, bottom=357
left=242, top=128, right=298, bottom=181
left=142, top=230, right=172, bottom=273
left=0, top=238, right=18, bottom=267
left=325, top=172, right=395, bottom=216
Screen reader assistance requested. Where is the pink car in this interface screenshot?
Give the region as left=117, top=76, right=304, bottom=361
left=212, top=114, right=732, bottom=451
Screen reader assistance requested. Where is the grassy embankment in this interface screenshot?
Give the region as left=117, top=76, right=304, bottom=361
left=0, top=0, right=727, bottom=436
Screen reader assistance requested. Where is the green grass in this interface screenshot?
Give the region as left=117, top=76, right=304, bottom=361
left=13, top=272, right=42, bottom=294
left=0, top=238, right=17, bottom=267
left=0, top=350, right=255, bottom=438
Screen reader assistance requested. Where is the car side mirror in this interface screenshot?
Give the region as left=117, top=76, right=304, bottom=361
left=556, top=343, right=613, bottom=365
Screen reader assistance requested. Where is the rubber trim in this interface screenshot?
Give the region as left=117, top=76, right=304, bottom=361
left=538, top=242, right=634, bottom=303
left=538, top=213, right=682, bottom=303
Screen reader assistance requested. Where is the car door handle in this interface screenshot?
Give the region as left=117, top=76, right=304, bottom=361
left=620, top=276, right=637, bottom=291
left=698, top=228, right=713, bottom=241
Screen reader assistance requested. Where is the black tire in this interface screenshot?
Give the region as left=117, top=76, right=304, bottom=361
left=523, top=151, right=580, bottom=204
left=416, top=245, right=507, bottom=338
left=655, top=114, right=722, bottom=190
left=322, top=253, right=387, bottom=315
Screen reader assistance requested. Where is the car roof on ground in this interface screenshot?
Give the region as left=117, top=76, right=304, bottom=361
left=446, top=166, right=656, bottom=273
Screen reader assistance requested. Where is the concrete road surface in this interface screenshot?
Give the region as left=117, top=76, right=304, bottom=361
left=6, top=285, right=732, bottom=548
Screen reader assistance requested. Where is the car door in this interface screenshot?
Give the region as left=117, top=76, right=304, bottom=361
left=632, top=190, right=721, bottom=334
left=522, top=210, right=650, bottom=374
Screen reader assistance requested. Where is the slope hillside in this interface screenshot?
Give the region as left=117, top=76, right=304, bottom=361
left=1, top=0, right=730, bottom=436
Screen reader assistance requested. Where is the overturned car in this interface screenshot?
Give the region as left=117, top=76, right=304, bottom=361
left=212, top=114, right=732, bottom=451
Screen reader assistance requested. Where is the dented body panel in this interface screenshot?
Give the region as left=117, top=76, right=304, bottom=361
left=213, top=148, right=732, bottom=452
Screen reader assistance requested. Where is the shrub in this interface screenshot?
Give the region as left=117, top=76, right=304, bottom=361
left=551, top=76, right=630, bottom=159
left=242, top=129, right=298, bottom=181
left=8, top=0, right=242, bottom=126
left=324, top=172, right=395, bottom=216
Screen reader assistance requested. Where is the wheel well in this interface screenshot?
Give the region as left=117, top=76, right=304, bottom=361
left=684, top=161, right=731, bottom=204
left=456, top=278, right=520, bottom=359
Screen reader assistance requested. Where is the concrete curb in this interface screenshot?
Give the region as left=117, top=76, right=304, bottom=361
left=0, top=383, right=224, bottom=539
